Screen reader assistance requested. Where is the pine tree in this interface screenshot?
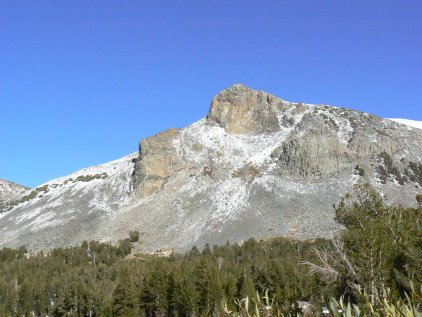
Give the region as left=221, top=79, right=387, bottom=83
left=112, top=267, right=138, bottom=316
left=239, top=273, right=256, bottom=299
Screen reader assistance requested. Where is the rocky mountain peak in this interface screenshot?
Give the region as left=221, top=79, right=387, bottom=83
left=1, top=85, right=422, bottom=253
left=207, top=84, right=285, bottom=134
left=211, top=84, right=256, bottom=104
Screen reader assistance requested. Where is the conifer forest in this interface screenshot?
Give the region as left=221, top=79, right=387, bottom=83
left=0, top=185, right=420, bottom=316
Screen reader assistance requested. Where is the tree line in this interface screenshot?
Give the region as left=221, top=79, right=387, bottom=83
left=0, top=184, right=420, bottom=316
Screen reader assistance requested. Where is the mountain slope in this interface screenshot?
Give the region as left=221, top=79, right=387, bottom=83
left=1, top=84, right=422, bottom=252
left=388, top=118, right=422, bottom=130
left=0, top=179, right=29, bottom=202
left=0, top=153, right=136, bottom=248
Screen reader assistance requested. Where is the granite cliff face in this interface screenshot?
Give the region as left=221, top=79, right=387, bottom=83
left=0, top=180, right=28, bottom=202
left=1, top=84, right=422, bottom=252
left=207, top=84, right=282, bottom=134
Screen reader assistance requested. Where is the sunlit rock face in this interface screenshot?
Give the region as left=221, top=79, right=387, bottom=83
left=2, top=84, right=422, bottom=253
left=207, top=84, right=282, bottom=134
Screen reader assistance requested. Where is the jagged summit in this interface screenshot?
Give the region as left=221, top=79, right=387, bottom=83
left=1, top=86, right=422, bottom=252
left=211, top=84, right=255, bottom=102
left=207, top=84, right=287, bottom=134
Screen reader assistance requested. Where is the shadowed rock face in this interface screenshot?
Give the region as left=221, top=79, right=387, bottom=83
left=1, top=84, right=422, bottom=252
left=0, top=180, right=29, bottom=202
left=131, top=128, right=182, bottom=197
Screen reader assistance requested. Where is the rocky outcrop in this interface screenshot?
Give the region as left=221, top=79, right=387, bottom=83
left=131, top=128, right=183, bottom=196
left=273, top=134, right=352, bottom=179
left=207, top=84, right=282, bottom=134
left=1, top=84, right=422, bottom=253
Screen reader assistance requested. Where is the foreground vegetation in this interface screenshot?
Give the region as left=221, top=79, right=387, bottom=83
left=0, top=184, right=420, bottom=316
left=222, top=286, right=422, bottom=317
left=0, top=236, right=332, bottom=316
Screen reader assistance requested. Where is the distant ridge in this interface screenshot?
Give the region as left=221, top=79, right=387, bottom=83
left=0, top=179, right=29, bottom=202
left=388, top=118, right=422, bottom=130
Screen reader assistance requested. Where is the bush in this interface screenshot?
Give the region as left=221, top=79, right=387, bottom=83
left=416, top=194, right=422, bottom=206
left=129, top=230, right=140, bottom=243
left=355, top=165, right=365, bottom=177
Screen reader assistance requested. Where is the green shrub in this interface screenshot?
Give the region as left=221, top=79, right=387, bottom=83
left=355, top=165, right=365, bottom=177
left=416, top=194, right=422, bottom=206
left=129, top=230, right=140, bottom=243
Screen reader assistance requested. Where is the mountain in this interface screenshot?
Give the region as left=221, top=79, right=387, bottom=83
left=1, top=84, right=422, bottom=252
left=0, top=179, right=29, bottom=203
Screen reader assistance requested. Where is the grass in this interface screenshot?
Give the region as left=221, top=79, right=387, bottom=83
left=75, top=172, right=108, bottom=182
left=220, top=285, right=421, bottom=317
left=64, top=172, right=108, bottom=184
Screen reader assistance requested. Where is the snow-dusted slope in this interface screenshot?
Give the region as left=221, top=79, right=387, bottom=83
left=388, top=118, right=422, bottom=130
left=0, top=153, right=137, bottom=248
left=2, top=84, right=422, bottom=252
left=0, top=180, right=28, bottom=202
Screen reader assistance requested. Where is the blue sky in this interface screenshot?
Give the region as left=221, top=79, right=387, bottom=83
left=1, top=1, right=422, bottom=188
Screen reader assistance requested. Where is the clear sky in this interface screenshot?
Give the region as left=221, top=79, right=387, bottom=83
left=1, top=1, right=422, bottom=188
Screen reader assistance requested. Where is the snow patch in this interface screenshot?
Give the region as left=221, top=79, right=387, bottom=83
left=388, top=118, right=422, bottom=130
left=174, top=119, right=294, bottom=171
